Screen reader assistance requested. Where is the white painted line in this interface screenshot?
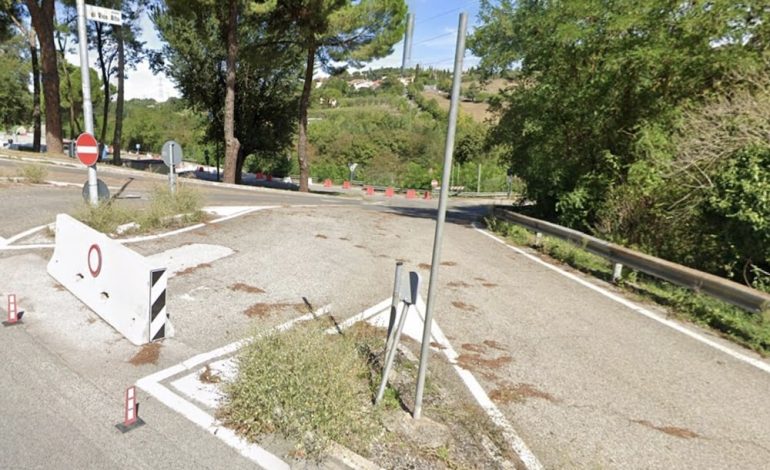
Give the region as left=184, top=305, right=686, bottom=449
left=0, top=243, right=55, bottom=250
left=121, top=223, right=207, bottom=244
left=473, top=224, right=770, bottom=375
left=76, top=146, right=97, bottom=153
left=136, top=305, right=332, bottom=468
left=209, top=206, right=275, bottom=224
left=138, top=381, right=289, bottom=470
left=5, top=224, right=48, bottom=245
left=350, top=298, right=543, bottom=470
left=412, top=297, right=543, bottom=470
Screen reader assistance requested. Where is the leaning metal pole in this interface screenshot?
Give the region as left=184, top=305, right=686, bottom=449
left=413, top=12, right=467, bottom=420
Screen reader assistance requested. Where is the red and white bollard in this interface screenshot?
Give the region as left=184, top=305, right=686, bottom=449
left=406, top=189, right=416, bottom=199
left=342, top=180, right=351, bottom=189
left=2, top=294, right=22, bottom=326
left=116, top=385, right=145, bottom=432
left=385, top=187, right=395, bottom=198
left=365, top=186, right=374, bottom=196
left=323, top=178, right=332, bottom=188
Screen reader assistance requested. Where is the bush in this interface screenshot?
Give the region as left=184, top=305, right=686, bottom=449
left=74, top=202, right=138, bottom=234
left=140, top=185, right=203, bottom=229
left=19, top=164, right=48, bottom=184
left=74, top=185, right=203, bottom=234
left=220, top=322, right=380, bottom=458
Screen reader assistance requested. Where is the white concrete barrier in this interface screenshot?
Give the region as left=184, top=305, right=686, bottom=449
left=47, top=214, right=174, bottom=345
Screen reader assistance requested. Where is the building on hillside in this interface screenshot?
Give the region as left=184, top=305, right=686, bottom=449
left=348, top=79, right=381, bottom=91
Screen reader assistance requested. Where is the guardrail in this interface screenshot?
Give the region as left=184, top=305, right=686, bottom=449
left=493, top=206, right=770, bottom=314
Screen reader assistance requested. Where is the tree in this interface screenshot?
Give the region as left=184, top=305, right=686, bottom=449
left=154, top=0, right=300, bottom=182
left=469, top=0, right=770, bottom=226
left=1, top=2, right=41, bottom=150
left=22, top=0, right=62, bottom=153
left=269, top=0, right=407, bottom=191
left=0, top=35, right=32, bottom=130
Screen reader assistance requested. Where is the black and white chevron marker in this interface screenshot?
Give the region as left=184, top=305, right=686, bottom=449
left=149, top=269, right=168, bottom=342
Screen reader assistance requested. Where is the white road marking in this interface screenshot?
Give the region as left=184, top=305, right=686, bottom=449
left=5, top=224, right=48, bottom=245
left=120, top=223, right=207, bottom=244
left=346, top=297, right=544, bottom=470
left=136, top=306, right=332, bottom=469
left=473, top=224, right=770, bottom=375
left=208, top=206, right=275, bottom=224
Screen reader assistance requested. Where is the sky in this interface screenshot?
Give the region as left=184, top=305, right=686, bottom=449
left=65, top=0, right=483, bottom=102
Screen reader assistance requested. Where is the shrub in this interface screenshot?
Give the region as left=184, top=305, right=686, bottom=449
left=19, top=164, right=48, bottom=184
left=220, top=322, right=380, bottom=458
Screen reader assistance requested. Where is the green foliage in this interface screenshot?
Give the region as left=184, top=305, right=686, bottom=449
left=307, top=93, right=446, bottom=186
left=74, top=185, right=204, bottom=234
left=120, top=98, right=209, bottom=159
left=704, top=146, right=770, bottom=267
left=0, top=36, right=32, bottom=129
left=18, top=164, right=48, bottom=183
left=220, top=322, right=379, bottom=458
left=470, top=0, right=770, bottom=224
left=75, top=201, right=138, bottom=234
left=154, top=0, right=301, bottom=174
left=141, top=185, right=204, bottom=229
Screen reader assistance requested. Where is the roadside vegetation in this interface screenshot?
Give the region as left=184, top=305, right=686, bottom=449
left=486, top=217, right=770, bottom=356
left=74, top=185, right=204, bottom=235
left=471, top=1, right=770, bottom=293
left=220, top=319, right=516, bottom=467
left=17, top=164, right=47, bottom=184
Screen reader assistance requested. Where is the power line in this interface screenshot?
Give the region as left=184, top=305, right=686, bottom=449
left=412, top=31, right=455, bottom=47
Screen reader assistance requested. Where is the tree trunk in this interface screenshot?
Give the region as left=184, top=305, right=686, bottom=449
left=222, top=0, right=240, bottom=184
left=56, top=32, right=77, bottom=140
left=25, top=0, right=63, bottom=154
left=96, top=24, right=110, bottom=148
left=30, top=33, right=41, bottom=153
left=112, top=24, right=125, bottom=166
left=297, top=45, right=315, bottom=192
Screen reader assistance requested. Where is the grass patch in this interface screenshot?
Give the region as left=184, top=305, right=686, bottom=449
left=74, top=184, right=205, bottom=235
left=18, top=164, right=48, bottom=183
left=218, top=319, right=519, bottom=467
left=486, top=216, right=770, bottom=355
left=74, top=201, right=138, bottom=234
left=219, top=322, right=380, bottom=459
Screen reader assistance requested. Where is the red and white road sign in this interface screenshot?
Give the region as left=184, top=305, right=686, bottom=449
left=76, top=132, right=99, bottom=166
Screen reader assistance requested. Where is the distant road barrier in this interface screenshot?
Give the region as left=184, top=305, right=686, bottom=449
left=493, top=206, right=770, bottom=314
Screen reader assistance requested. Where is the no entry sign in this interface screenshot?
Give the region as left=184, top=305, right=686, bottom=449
left=76, top=132, right=99, bottom=166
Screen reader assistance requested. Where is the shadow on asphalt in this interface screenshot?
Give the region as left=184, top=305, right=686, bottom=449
left=382, top=204, right=491, bottom=226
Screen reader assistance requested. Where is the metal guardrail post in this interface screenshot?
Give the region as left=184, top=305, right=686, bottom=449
left=492, top=206, right=770, bottom=314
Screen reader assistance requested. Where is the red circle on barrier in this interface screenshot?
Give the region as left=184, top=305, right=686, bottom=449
left=88, top=244, right=102, bottom=278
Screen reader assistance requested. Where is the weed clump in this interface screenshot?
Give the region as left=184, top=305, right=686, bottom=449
left=19, top=164, right=48, bottom=183
left=73, top=184, right=204, bottom=234
left=220, top=323, right=380, bottom=459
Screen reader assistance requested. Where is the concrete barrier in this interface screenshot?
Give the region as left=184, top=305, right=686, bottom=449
left=47, top=214, right=174, bottom=345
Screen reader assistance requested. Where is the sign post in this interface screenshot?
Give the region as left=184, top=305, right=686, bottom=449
left=413, top=12, right=468, bottom=420
left=76, top=0, right=98, bottom=205
left=76, top=2, right=122, bottom=205
left=162, top=140, right=183, bottom=194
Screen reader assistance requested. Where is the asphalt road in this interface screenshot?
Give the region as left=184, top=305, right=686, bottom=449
left=2, top=154, right=770, bottom=469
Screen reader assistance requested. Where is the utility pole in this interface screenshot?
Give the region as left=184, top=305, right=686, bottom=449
left=413, top=12, right=467, bottom=420
left=401, top=13, right=415, bottom=76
